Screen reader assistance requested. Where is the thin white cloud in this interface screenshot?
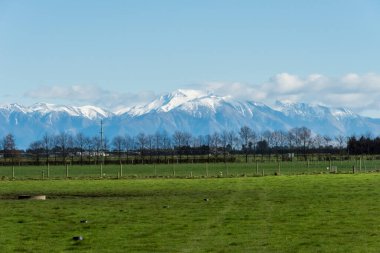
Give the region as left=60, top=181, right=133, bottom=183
left=24, top=85, right=156, bottom=110
left=25, top=85, right=103, bottom=100
left=268, top=73, right=304, bottom=94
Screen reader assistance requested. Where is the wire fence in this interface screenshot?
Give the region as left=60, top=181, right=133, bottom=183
left=0, top=157, right=379, bottom=179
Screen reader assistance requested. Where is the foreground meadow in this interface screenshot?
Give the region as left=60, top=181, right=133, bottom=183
left=0, top=174, right=379, bottom=252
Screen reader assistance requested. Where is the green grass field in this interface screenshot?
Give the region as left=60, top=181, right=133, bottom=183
left=1, top=174, right=380, bottom=252
left=0, top=157, right=379, bottom=179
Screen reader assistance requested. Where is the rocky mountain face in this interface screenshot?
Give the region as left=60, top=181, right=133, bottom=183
left=1, top=89, right=380, bottom=148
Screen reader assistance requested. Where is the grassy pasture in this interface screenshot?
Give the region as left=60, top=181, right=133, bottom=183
left=1, top=175, right=380, bottom=252
left=0, top=157, right=379, bottom=179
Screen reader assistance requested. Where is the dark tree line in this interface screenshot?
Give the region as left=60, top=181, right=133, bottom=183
left=0, top=126, right=356, bottom=165
left=347, top=135, right=380, bottom=155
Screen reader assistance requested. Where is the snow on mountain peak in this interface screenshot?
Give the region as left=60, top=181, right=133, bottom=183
left=331, top=108, right=355, bottom=118
left=29, top=103, right=58, bottom=114
left=7, top=103, right=112, bottom=119
left=0, top=103, right=29, bottom=113
left=76, top=105, right=111, bottom=119
left=171, top=89, right=210, bottom=99
left=161, top=89, right=214, bottom=112
left=274, top=100, right=356, bottom=119
left=121, top=89, right=218, bottom=116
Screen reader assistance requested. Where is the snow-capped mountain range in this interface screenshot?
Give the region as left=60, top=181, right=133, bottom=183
left=1, top=89, right=380, bottom=148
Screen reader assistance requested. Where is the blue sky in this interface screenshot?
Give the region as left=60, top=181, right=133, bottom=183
left=1, top=0, right=380, bottom=116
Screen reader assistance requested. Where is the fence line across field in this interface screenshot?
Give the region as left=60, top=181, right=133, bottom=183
left=1, top=157, right=380, bottom=179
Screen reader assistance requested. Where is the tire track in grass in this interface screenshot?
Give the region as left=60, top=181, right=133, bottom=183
left=181, top=180, right=244, bottom=252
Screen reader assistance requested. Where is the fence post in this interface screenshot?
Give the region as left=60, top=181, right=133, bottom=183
left=256, top=161, right=259, bottom=175
left=47, top=163, right=50, bottom=178
left=66, top=164, right=69, bottom=178
left=12, top=166, right=15, bottom=179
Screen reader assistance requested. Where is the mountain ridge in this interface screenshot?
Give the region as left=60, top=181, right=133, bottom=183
left=0, top=89, right=379, bottom=148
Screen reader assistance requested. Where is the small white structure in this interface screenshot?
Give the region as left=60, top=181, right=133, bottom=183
left=287, top=153, right=295, bottom=158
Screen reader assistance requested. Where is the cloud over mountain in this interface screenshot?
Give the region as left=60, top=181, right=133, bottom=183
left=21, top=72, right=380, bottom=118
left=24, top=85, right=156, bottom=109
left=194, top=73, right=380, bottom=117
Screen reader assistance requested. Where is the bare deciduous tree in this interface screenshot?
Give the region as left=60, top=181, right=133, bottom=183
left=3, top=133, right=17, bottom=164
left=239, top=126, right=254, bottom=163
left=112, top=135, right=125, bottom=163
left=136, top=133, right=147, bottom=162
left=76, top=133, right=90, bottom=165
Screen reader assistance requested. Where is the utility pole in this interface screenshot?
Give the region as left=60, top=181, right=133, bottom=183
left=100, top=120, right=104, bottom=155
left=100, top=120, right=104, bottom=177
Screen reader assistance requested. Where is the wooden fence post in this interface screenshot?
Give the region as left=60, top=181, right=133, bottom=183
left=256, top=161, right=259, bottom=175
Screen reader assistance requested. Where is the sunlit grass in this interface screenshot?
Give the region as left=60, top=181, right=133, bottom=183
left=0, top=175, right=380, bottom=252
